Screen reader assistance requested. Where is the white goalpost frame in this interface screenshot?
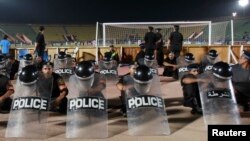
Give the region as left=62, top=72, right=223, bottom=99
left=95, top=21, right=99, bottom=63
left=102, top=21, right=212, bottom=47
left=231, top=20, right=234, bottom=46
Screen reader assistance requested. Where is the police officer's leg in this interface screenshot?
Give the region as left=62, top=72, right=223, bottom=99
left=236, top=92, right=250, bottom=112
left=37, top=49, right=44, bottom=61
left=157, top=50, right=164, bottom=66
left=0, top=97, right=12, bottom=112
left=119, top=90, right=127, bottom=116
left=173, top=69, right=179, bottom=79
left=58, top=97, right=68, bottom=114
left=192, top=92, right=202, bottom=114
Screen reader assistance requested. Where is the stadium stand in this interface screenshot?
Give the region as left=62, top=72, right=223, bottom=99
left=65, top=25, right=95, bottom=41
left=0, top=24, right=36, bottom=43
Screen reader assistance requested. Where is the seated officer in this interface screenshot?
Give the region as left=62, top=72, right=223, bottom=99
left=0, top=74, right=14, bottom=112
left=40, top=62, right=68, bottom=114
left=181, top=63, right=204, bottom=114
left=163, top=51, right=178, bottom=79
left=232, top=50, right=250, bottom=112
left=109, top=45, right=119, bottom=63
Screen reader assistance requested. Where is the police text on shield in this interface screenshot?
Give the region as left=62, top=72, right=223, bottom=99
left=127, top=95, right=164, bottom=109
left=12, top=97, right=49, bottom=111
left=69, top=97, right=106, bottom=111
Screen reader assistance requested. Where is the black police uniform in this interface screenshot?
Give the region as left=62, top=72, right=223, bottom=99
left=144, top=29, right=157, bottom=54
left=155, top=30, right=164, bottom=66
left=50, top=72, right=68, bottom=114
left=163, top=56, right=178, bottom=78
left=232, top=64, right=250, bottom=111
left=169, top=28, right=183, bottom=57
left=0, top=74, right=12, bottom=112
left=181, top=64, right=202, bottom=114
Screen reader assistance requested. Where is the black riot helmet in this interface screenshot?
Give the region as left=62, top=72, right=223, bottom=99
left=75, top=61, right=95, bottom=91
left=133, top=65, right=153, bottom=94
left=103, top=52, right=113, bottom=69
left=212, top=61, right=232, bottom=80
left=208, top=49, right=218, bottom=59
left=103, top=52, right=112, bottom=62
left=144, top=52, right=154, bottom=61
left=23, top=54, right=33, bottom=65
left=75, top=61, right=95, bottom=80
left=23, top=54, right=33, bottom=61
left=144, top=52, right=155, bottom=67
left=133, top=65, right=153, bottom=82
left=184, top=53, right=195, bottom=62
left=139, top=43, right=145, bottom=49
left=19, top=65, right=38, bottom=85
left=58, top=51, right=66, bottom=60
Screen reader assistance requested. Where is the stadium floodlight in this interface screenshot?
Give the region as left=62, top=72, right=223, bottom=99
left=238, top=0, right=249, bottom=7
left=232, top=12, right=237, bottom=17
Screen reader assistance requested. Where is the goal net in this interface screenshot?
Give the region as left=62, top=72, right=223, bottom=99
left=97, top=21, right=231, bottom=47
left=98, top=21, right=212, bottom=47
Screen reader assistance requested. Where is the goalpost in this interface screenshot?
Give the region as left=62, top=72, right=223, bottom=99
left=100, top=21, right=213, bottom=47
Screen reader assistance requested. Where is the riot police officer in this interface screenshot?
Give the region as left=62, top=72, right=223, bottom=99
left=232, top=50, right=250, bottom=112
left=181, top=63, right=203, bottom=114
left=19, top=53, right=33, bottom=73
left=125, top=65, right=153, bottom=97
left=41, top=62, right=68, bottom=114
left=201, top=49, right=220, bottom=72
left=19, top=65, right=38, bottom=85
left=75, top=61, right=106, bottom=96
left=177, top=53, right=195, bottom=80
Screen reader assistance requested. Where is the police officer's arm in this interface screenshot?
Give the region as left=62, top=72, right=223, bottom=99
left=0, top=81, right=14, bottom=103
left=182, top=77, right=205, bottom=84
left=88, top=75, right=106, bottom=94
left=163, top=61, right=177, bottom=69
left=95, top=78, right=106, bottom=92
left=116, top=77, right=124, bottom=91
left=167, top=33, right=173, bottom=48
left=55, top=78, right=68, bottom=105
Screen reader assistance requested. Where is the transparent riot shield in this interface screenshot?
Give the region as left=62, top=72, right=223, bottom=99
left=66, top=73, right=108, bottom=138
left=54, top=58, right=73, bottom=85
left=137, top=58, right=158, bottom=75
left=99, top=60, right=119, bottom=99
left=177, top=56, right=192, bottom=80
left=197, top=73, right=241, bottom=126
left=5, top=77, right=52, bottom=138
left=201, top=55, right=221, bottom=73
left=125, top=75, right=170, bottom=136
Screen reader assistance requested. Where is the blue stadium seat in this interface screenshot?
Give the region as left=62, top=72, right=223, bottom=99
left=18, top=49, right=29, bottom=60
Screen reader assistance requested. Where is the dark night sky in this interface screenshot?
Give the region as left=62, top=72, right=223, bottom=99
left=0, top=0, right=249, bottom=24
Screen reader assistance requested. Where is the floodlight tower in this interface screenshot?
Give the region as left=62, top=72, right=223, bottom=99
left=238, top=0, right=249, bottom=16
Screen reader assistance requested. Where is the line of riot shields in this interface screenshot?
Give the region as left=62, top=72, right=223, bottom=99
left=177, top=52, right=240, bottom=126
left=2, top=51, right=242, bottom=139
